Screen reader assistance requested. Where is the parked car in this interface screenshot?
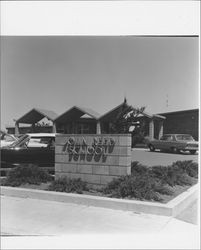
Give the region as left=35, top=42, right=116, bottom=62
left=0, top=131, right=17, bottom=148
left=1, top=133, right=56, bottom=169
left=147, top=134, right=198, bottom=154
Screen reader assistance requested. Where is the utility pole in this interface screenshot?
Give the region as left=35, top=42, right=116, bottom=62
left=166, top=94, right=169, bottom=108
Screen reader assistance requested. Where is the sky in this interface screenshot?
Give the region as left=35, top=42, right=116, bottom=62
left=1, top=36, right=199, bottom=129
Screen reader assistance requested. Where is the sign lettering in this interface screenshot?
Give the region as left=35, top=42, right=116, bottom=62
left=62, top=137, right=115, bottom=157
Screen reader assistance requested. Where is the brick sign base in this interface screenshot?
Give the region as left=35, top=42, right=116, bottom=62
left=55, top=134, right=131, bottom=187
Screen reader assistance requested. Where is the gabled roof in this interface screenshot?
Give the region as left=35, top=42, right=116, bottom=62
left=99, top=102, right=128, bottom=121
left=99, top=102, right=166, bottom=121
left=78, top=106, right=101, bottom=119
left=16, top=108, right=58, bottom=124
left=54, top=106, right=100, bottom=123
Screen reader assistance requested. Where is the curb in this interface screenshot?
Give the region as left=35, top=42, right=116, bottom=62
left=0, top=184, right=198, bottom=217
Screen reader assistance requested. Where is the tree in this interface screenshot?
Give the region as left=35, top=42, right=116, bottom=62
left=110, top=100, right=146, bottom=134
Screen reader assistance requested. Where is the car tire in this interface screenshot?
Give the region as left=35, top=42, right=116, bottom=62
left=171, top=147, right=178, bottom=154
left=189, top=150, right=196, bottom=154
left=149, top=144, right=155, bottom=152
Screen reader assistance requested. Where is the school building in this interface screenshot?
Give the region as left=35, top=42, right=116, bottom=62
left=6, top=102, right=199, bottom=141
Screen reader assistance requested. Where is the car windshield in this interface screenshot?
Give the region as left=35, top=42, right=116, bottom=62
left=176, top=135, right=194, bottom=141
left=9, top=134, right=55, bottom=148
left=26, top=137, right=54, bottom=148
left=9, top=134, right=30, bottom=147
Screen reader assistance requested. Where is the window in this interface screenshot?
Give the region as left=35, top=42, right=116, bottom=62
left=160, top=135, right=172, bottom=141
left=26, top=137, right=53, bottom=148
left=166, top=136, right=173, bottom=141
left=176, top=135, right=194, bottom=141
left=77, top=123, right=94, bottom=134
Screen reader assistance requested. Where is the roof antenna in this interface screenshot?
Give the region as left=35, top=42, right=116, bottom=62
left=166, top=94, right=169, bottom=108
left=124, top=93, right=127, bottom=104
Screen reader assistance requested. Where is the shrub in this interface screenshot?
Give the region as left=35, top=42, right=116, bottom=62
left=131, top=161, right=148, bottom=175
left=153, top=185, right=173, bottom=196
left=103, top=174, right=173, bottom=201
left=172, top=161, right=198, bottom=178
left=175, top=172, right=196, bottom=186
left=2, top=164, right=52, bottom=187
left=104, top=160, right=198, bottom=201
left=103, top=176, right=126, bottom=193
left=48, top=177, right=88, bottom=194
left=150, top=165, right=177, bottom=186
left=150, top=163, right=198, bottom=187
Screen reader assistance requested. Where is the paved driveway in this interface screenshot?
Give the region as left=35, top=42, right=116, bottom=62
left=132, top=148, right=198, bottom=166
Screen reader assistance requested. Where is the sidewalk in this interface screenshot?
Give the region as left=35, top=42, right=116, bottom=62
left=0, top=195, right=170, bottom=235
left=1, top=195, right=199, bottom=249
left=1, top=195, right=199, bottom=235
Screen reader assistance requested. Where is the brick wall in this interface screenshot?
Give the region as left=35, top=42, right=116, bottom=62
left=55, top=134, right=131, bottom=187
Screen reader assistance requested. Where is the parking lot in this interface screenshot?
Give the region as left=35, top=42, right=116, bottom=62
left=132, top=148, right=198, bottom=166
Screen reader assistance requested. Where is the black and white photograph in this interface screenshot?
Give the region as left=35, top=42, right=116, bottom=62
left=0, top=1, right=200, bottom=249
